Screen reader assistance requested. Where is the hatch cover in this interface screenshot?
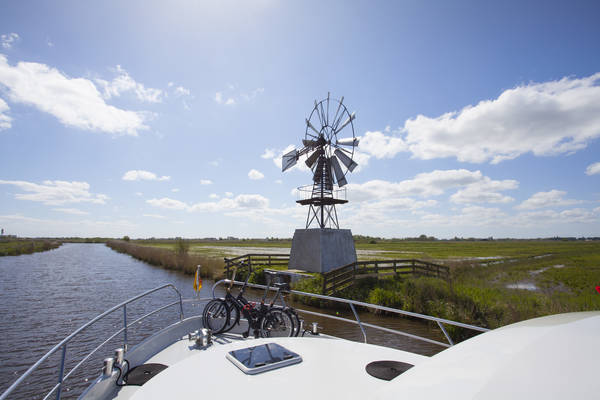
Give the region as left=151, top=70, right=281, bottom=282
left=365, top=360, right=413, bottom=381
left=124, top=363, right=168, bottom=386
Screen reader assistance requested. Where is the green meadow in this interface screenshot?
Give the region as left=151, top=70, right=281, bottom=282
left=0, top=239, right=61, bottom=256
left=118, top=238, right=600, bottom=337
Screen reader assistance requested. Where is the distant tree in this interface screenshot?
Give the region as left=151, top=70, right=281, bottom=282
left=175, top=237, right=189, bottom=255
left=123, top=236, right=130, bottom=242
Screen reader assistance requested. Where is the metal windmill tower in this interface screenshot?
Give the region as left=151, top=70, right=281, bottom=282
left=282, top=93, right=359, bottom=229
left=283, top=93, right=359, bottom=273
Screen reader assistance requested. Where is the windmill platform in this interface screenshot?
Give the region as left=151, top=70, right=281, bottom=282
left=288, top=228, right=357, bottom=273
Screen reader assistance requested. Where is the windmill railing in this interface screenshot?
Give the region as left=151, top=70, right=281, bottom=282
left=224, top=253, right=290, bottom=278
left=322, top=259, right=450, bottom=295
left=295, top=185, right=347, bottom=201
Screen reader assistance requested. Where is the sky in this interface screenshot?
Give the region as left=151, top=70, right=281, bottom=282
left=1, top=0, right=600, bottom=239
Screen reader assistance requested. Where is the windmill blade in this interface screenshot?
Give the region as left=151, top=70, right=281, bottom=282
left=334, top=111, right=356, bottom=134
left=336, top=137, right=359, bottom=147
left=306, top=118, right=321, bottom=136
left=331, top=96, right=344, bottom=130
left=302, top=139, right=318, bottom=148
left=330, top=156, right=348, bottom=187
left=334, top=148, right=358, bottom=172
left=325, top=157, right=334, bottom=190
left=281, top=149, right=298, bottom=172
left=305, top=149, right=321, bottom=168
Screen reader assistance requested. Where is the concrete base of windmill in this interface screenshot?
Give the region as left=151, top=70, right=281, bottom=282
left=288, top=228, right=357, bottom=273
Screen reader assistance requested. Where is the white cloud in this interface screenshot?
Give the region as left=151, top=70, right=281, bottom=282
left=174, top=86, right=190, bottom=96
left=363, top=73, right=600, bottom=164
left=95, top=65, right=162, bottom=103
left=142, top=214, right=166, bottom=219
left=275, top=179, right=282, bottom=184
left=585, top=162, right=600, bottom=176
left=0, top=97, right=11, bottom=130
left=516, top=190, right=583, bottom=210
left=147, top=194, right=270, bottom=213
left=0, top=55, right=148, bottom=135
left=135, top=192, right=143, bottom=196
left=248, top=169, right=264, bottom=180
left=171, top=188, right=180, bottom=192
left=0, top=214, right=137, bottom=237
left=53, top=207, right=89, bottom=215
left=1, top=33, right=19, bottom=49
left=240, top=88, right=264, bottom=101
left=261, top=148, right=276, bottom=159
left=200, top=179, right=212, bottom=185
left=514, top=208, right=597, bottom=226
left=450, top=177, right=518, bottom=204
left=215, top=87, right=264, bottom=106
left=359, top=130, right=407, bottom=159
left=0, top=180, right=108, bottom=205
left=225, top=192, right=233, bottom=198
left=146, top=197, right=188, bottom=210
left=215, top=91, right=235, bottom=105
left=122, top=170, right=170, bottom=181
left=347, top=169, right=487, bottom=202
left=209, top=193, right=219, bottom=199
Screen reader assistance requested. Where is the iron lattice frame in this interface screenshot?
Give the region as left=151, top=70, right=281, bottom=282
left=297, top=94, right=355, bottom=229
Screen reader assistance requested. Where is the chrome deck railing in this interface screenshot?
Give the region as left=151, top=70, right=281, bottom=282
left=3, top=281, right=490, bottom=400
left=212, top=279, right=489, bottom=348
left=0, top=284, right=194, bottom=400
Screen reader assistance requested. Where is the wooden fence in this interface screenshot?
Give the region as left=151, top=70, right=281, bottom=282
left=224, top=253, right=290, bottom=278
left=322, top=259, right=450, bottom=295
left=223, top=254, right=450, bottom=296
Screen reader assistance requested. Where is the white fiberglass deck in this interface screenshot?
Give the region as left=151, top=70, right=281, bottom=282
left=114, top=334, right=427, bottom=400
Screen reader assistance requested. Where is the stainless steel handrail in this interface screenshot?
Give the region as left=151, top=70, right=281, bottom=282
left=211, top=279, right=489, bottom=347
left=0, top=284, right=189, bottom=400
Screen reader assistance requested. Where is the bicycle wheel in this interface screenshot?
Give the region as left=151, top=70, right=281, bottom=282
left=260, top=308, right=294, bottom=338
left=202, top=299, right=230, bottom=334
left=221, top=300, right=241, bottom=333
left=286, top=308, right=302, bottom=337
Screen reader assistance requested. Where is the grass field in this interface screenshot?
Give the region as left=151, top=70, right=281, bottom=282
left=0, top=239, right=61, bottom=256
left=122, top=238, right=600, bottom=336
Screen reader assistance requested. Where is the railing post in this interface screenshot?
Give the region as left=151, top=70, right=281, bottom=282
left=55, top=344, right=67, bottom=400
left=412, top=259, right=415, bottom=275
left=123, top=304, right=128, bottom=352
left=349, top=303, right=367, bottom=343
left=437, top=321, right=454, bottom=346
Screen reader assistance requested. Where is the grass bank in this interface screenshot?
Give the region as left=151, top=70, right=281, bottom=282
left=105, top=240, right=224, bottom=278
left=292, top=240, right=600, bottom=340
left=0, top=239, right=62, bottom=256
left=109, top=238, right=600, bottom=339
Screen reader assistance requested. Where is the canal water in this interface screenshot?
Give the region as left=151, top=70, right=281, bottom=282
left=0, top=243, right=446, bottom=399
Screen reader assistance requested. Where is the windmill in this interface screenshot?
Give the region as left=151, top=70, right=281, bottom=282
left=283, top=93, right=359, bottom=273
left=282, top=93, right=359, bottom=229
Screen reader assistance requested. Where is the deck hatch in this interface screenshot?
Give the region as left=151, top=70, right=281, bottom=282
left=366, top=360, right=413, bottom=381
left=226, top=343, right=302, bottom=375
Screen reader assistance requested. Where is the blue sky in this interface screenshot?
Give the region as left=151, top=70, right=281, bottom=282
left=1, top=0, right=599, bottom=239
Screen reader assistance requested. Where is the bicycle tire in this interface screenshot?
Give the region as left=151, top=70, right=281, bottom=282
left=260, top=308, right=294, bottom=338
left=286, top=308, right=302, bottom=337
left=202, top=299, right=230, bottom=334
left=221, top=300, right=241, bottom=333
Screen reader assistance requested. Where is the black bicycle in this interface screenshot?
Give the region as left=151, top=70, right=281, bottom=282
left=202, top=268, right=299, bottom=338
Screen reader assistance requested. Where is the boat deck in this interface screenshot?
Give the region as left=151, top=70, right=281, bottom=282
left=113, top=331, right=427, bottom=400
